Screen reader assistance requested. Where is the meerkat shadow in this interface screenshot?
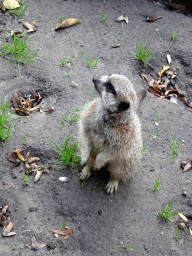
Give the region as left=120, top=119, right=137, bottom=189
left=93, top=166, right=110, bottom=183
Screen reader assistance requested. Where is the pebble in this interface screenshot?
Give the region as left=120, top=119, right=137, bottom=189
left=182, top=190, right=187, bottom=196
left=59, top=177, right=70, bottom=182
left=178, top=223, right=186, bottom=229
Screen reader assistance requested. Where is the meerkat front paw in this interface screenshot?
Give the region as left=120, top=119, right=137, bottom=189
left=106, top=179, right=119, bottom=194
left=79, top=166, right=91, bottom=180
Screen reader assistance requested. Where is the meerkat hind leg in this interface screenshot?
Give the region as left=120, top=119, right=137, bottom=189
left=106, top=179, right=119, bottom=194
left=79, top=152, right=96, bottom=180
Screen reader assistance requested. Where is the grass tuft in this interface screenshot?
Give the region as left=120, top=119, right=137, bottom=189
left=86, top=56, right=99, bottom=69
left=52, top=132, right=80, bottom=168
left=0, top=99, right=19, bottom=141
left=171, top=30, right=178, bottom=41
left=131, top=38, right=153, bottom=67
left=13, top=0, right=28, bottom=17
left=170, top=135, right=180, bottom=161
left=157, top=201, right=178, bottom=222
left=0, top=33, right=39, bottom=66
left=121, top=240, right=133, bottom=250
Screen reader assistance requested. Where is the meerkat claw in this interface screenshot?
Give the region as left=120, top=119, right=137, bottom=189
left=106, top=179, right=119, bottom=194
left=79, top=167, right=91, bottom=180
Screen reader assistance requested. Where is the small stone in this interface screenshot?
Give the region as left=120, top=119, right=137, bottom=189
left=59, top=177, right=70, bottom=182
left=98, top=210, right=102, bottom=215
left=150, top=167, right=155, bottom=172
left=29, top=207, right=39, bottom=212
left=178, top=223, right=186, bottom=229
left=47, top=242, right=57, bottom=250
left=182, top=190, right=187, bottom=196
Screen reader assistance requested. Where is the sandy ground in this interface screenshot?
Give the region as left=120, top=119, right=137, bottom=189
left=0, top=0, right=192, bottom=255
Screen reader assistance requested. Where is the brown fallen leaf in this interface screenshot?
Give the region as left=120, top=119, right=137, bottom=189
left=52, top=226, right=73, bottom=240
left=183, top=160, right=192, bottom=173
left=26, top=157, right=40, bottom=164
left=55, top=18, right=80, bottom=30
left=164, top=89, right=179, bottom=97
left=33, top=93, right=41, bottom=107
left=14, top=148, right=25, bottom=162
left=146, top=15, right=162, bottom=22
left=12, top=92, right=42, bottom=115
left=2, top=220, right=16, bottom=237
left=10, top=29, right=23, bottom=36
left=116, top=14, right=128, bottom=23
left=0, top=205, right=9, bottom=226
left=23, top=21, right=38, bottom=33
left=164, top=66, right=177, bottom=78
left=6, top=152, right=21, bottom=169
left=111, top=43, right=120, bottom=48
left=157, top=65, right=170, bottom=80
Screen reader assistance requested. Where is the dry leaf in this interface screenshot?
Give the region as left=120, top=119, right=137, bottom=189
left=52, top=226, right=73, bottom=240
left=1, top=205, right=9, bottom=215
left=67, top=62, right=71, bottom=69
left=116, top=14, right=128, bottom=23
left=164, top=67, right=177, bottom=78
left=178, top=213, right=188, bottom=222
left=23, top=21, right=38, bottom=33
left=34, top=170, right=42, bottom=183
left=3, top=0, right=19, bottom=9
left=33, top=93, right=41, bottom=106
left=26, top=157, right=40, bottom=164
left=55, top=18, right=80, bottom=30
left=157, top=65, right=170, bottom=80
left=12, top=92, right=42, bottom=115
left=10, top=29, right=23, bottom=36
left=111, top=43, right=120, bottom=48
left=146, top=15, right=162, bottom=22
left=183, top=162, right=192, bottom=173
left=14, top=148, right=25, bottom=162
left=6, top=152, right=21, bottom=165
left=2, top=220, right=16, bottom=236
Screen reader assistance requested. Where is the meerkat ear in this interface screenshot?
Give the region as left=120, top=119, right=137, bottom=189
left=105, top=82, right=116, bottom=95
left=118, top=101, right=130, bottom=111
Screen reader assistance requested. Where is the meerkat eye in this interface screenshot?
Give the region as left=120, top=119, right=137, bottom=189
left=105, top=82, right=116, bottom=95
left=118, top=101, right=130, bottom=111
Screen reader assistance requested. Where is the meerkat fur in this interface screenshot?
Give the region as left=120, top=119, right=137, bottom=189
left=79, top=74, right=146, bottom=194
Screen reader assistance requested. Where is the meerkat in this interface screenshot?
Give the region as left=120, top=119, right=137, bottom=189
left=78, top=74, right=146, bottom=194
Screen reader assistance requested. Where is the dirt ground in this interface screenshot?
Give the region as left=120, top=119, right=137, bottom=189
left=1, top=0, right=192, bottom=255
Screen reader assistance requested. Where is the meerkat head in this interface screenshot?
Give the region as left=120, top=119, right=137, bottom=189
left=93, top=74, right=137, bottom=114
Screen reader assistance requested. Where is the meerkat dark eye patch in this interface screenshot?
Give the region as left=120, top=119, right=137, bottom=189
left=93, top=78, right=101, bottom=94
left=118, top=101, right=130, bottom=111
left=105, top=82, right=116, bottom=95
